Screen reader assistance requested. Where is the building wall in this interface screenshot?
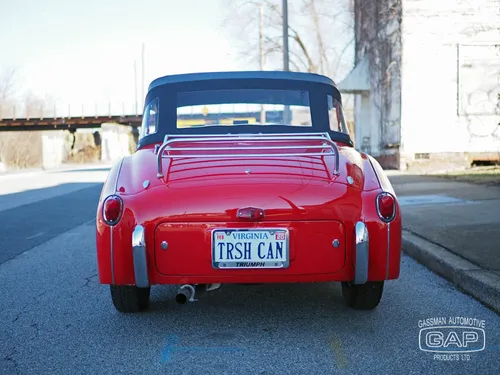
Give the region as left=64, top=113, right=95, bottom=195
left=400, top=0, right=500, bottom=167
left=353, top=0, right=403, bottom=169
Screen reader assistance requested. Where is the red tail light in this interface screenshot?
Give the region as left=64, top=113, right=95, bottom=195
left=102, top=195, right=123, bottom=225
left=376, top=192, right=396, bottom=222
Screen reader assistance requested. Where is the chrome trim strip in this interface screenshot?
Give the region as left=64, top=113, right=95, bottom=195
left=354, top=222, right=369, bottom=284
left=110, top=157, right=124, bottom=284
left=132, top=225, right=149, bottom=288
left=110, top=225, right=114, bottom=284
left=162, top=144, right=332, bottom=152
left=159, top=132, right=330, bottom=138
left=386, top=223, right=391, bottom=279
left=156, top=133, right=340, bottom=178
left=113, top=157, right=124, bottom=192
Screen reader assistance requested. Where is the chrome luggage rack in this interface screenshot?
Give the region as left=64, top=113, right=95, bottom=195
left=156, top=132, right=340, bottom=178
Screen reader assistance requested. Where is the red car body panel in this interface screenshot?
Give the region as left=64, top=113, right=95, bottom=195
left=96, top=141, right=402, bottom=286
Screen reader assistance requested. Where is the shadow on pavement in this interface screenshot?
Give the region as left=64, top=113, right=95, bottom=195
left=0, top=183, right=103, bottom=265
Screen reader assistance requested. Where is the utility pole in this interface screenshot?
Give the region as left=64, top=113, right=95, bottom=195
left=259, top=5, right=266, bottom=124
left=282, top=0, right=289, bottom=72
left=141, top=43, right=145, bottom=107
left=282, top=0, right=291, bottom=124
left=134, top=60, right=138, bottom=115
left=259, top=5, right=264, bottom=70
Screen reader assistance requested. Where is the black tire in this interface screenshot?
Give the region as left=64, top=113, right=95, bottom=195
left=110, top=285, right=151, bottom=313
left=341, top=281, right=384, bottom=310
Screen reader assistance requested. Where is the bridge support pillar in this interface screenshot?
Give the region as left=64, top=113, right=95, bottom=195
left=100, top=123, right=132, bottom=163
left=41, top=131, right=67, bottom=169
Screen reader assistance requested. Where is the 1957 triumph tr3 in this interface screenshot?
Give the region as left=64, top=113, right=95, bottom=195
left=96, top=71, right=402, bottom=313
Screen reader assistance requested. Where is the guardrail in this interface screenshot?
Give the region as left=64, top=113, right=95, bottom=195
left=0, top=102, right=140, bottom=121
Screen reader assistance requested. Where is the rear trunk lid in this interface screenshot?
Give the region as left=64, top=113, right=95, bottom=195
left=155, top=137, right=362, bottom=222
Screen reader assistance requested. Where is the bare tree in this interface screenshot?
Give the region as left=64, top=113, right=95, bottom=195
left=23, top=90, right=44, bottom=118
left=354, top=0, right=402, bottom=150
left=0, top=68, right=66, bottom=170
left=221, top=0, right=355, bottom=79
left=13, top=90, right=58, bottom=119
left=0, top=80, right=53, bottom=170
left=0, top=67, right=19, bottom=119
left=0, top=131, right=43, bottom=169
left=0, top=67, right=18, bottom=102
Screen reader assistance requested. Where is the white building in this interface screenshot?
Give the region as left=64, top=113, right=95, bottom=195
left=339, top=0, right=500, bottom=170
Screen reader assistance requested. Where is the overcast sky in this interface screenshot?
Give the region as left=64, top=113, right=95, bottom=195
left=0, top=0, right=244, bottom=114
left=0, top=0, right=354, bottom=117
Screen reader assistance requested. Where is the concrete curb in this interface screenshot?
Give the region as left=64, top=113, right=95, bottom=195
left=0, top=168, right=46, bottom=180
left=0, top=163, right=112, bottom=180
left=402, top=230, right=500, bottom=314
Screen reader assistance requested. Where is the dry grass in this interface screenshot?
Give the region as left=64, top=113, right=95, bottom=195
left=432, top=166, right=500, bottom=185
left=0, top=130, right=104, bottom=170
left=0, top=131, right=43, bottom=169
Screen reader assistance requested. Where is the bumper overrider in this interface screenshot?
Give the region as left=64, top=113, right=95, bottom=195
left=132, top=225, right=149, bottom=288
left=354, top=221, right=369, bottom=284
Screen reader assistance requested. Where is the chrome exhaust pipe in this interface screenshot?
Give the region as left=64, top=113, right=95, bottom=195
left=175, top=284, right=197, bottom=304
left=175, top=283, right=223, bottom=304
left=206, top=283, right=222, bottom=292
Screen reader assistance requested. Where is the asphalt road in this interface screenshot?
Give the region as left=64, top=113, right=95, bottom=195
left=1, top=166, right=499, bottom=375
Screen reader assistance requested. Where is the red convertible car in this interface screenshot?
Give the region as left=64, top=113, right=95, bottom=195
left=96, top=71, right=402, bottom=313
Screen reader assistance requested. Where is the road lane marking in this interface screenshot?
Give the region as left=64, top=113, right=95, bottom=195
left=26, top=232, right=46, bottom=240
left=329, top=337, right=347, bottom=369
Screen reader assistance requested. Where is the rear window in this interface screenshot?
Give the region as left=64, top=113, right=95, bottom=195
left=328, top=94, right=348, bottom=134
left=140, top=97, right=159, bottom=138
left=176, top=89, right=312, bottom=128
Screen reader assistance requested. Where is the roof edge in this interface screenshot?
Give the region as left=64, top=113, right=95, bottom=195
left=148, top=71, right=337, bottom=91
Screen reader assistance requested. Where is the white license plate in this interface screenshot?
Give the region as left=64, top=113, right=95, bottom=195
left=212, top=229, right=289, bottom=269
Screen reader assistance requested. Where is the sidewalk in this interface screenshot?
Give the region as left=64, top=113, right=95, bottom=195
left=0, top=162, right=113, bottom=180
left=389, top=173, right=500, bottom=313
left=0, top=162, right=111, bottom=213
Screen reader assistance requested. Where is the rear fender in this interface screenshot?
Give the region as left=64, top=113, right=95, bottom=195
left=107, top=203, right=140, bottom=285
left=97, top=154, right=161, bottom=286
left=96, top=158, right=124, bottom=284
left=362, top=156, right=402, bottom=281
left=359, top=190, right=402, bottom=281
left=116, top=147, right=165, bottom=196
left=105, top=191, right=159, bottom=285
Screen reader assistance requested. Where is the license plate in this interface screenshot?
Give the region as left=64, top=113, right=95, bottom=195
left=212, top=228, right=289, bottom=269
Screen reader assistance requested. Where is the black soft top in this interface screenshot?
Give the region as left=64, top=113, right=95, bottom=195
left=138, top=71, right=353, bottom=149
